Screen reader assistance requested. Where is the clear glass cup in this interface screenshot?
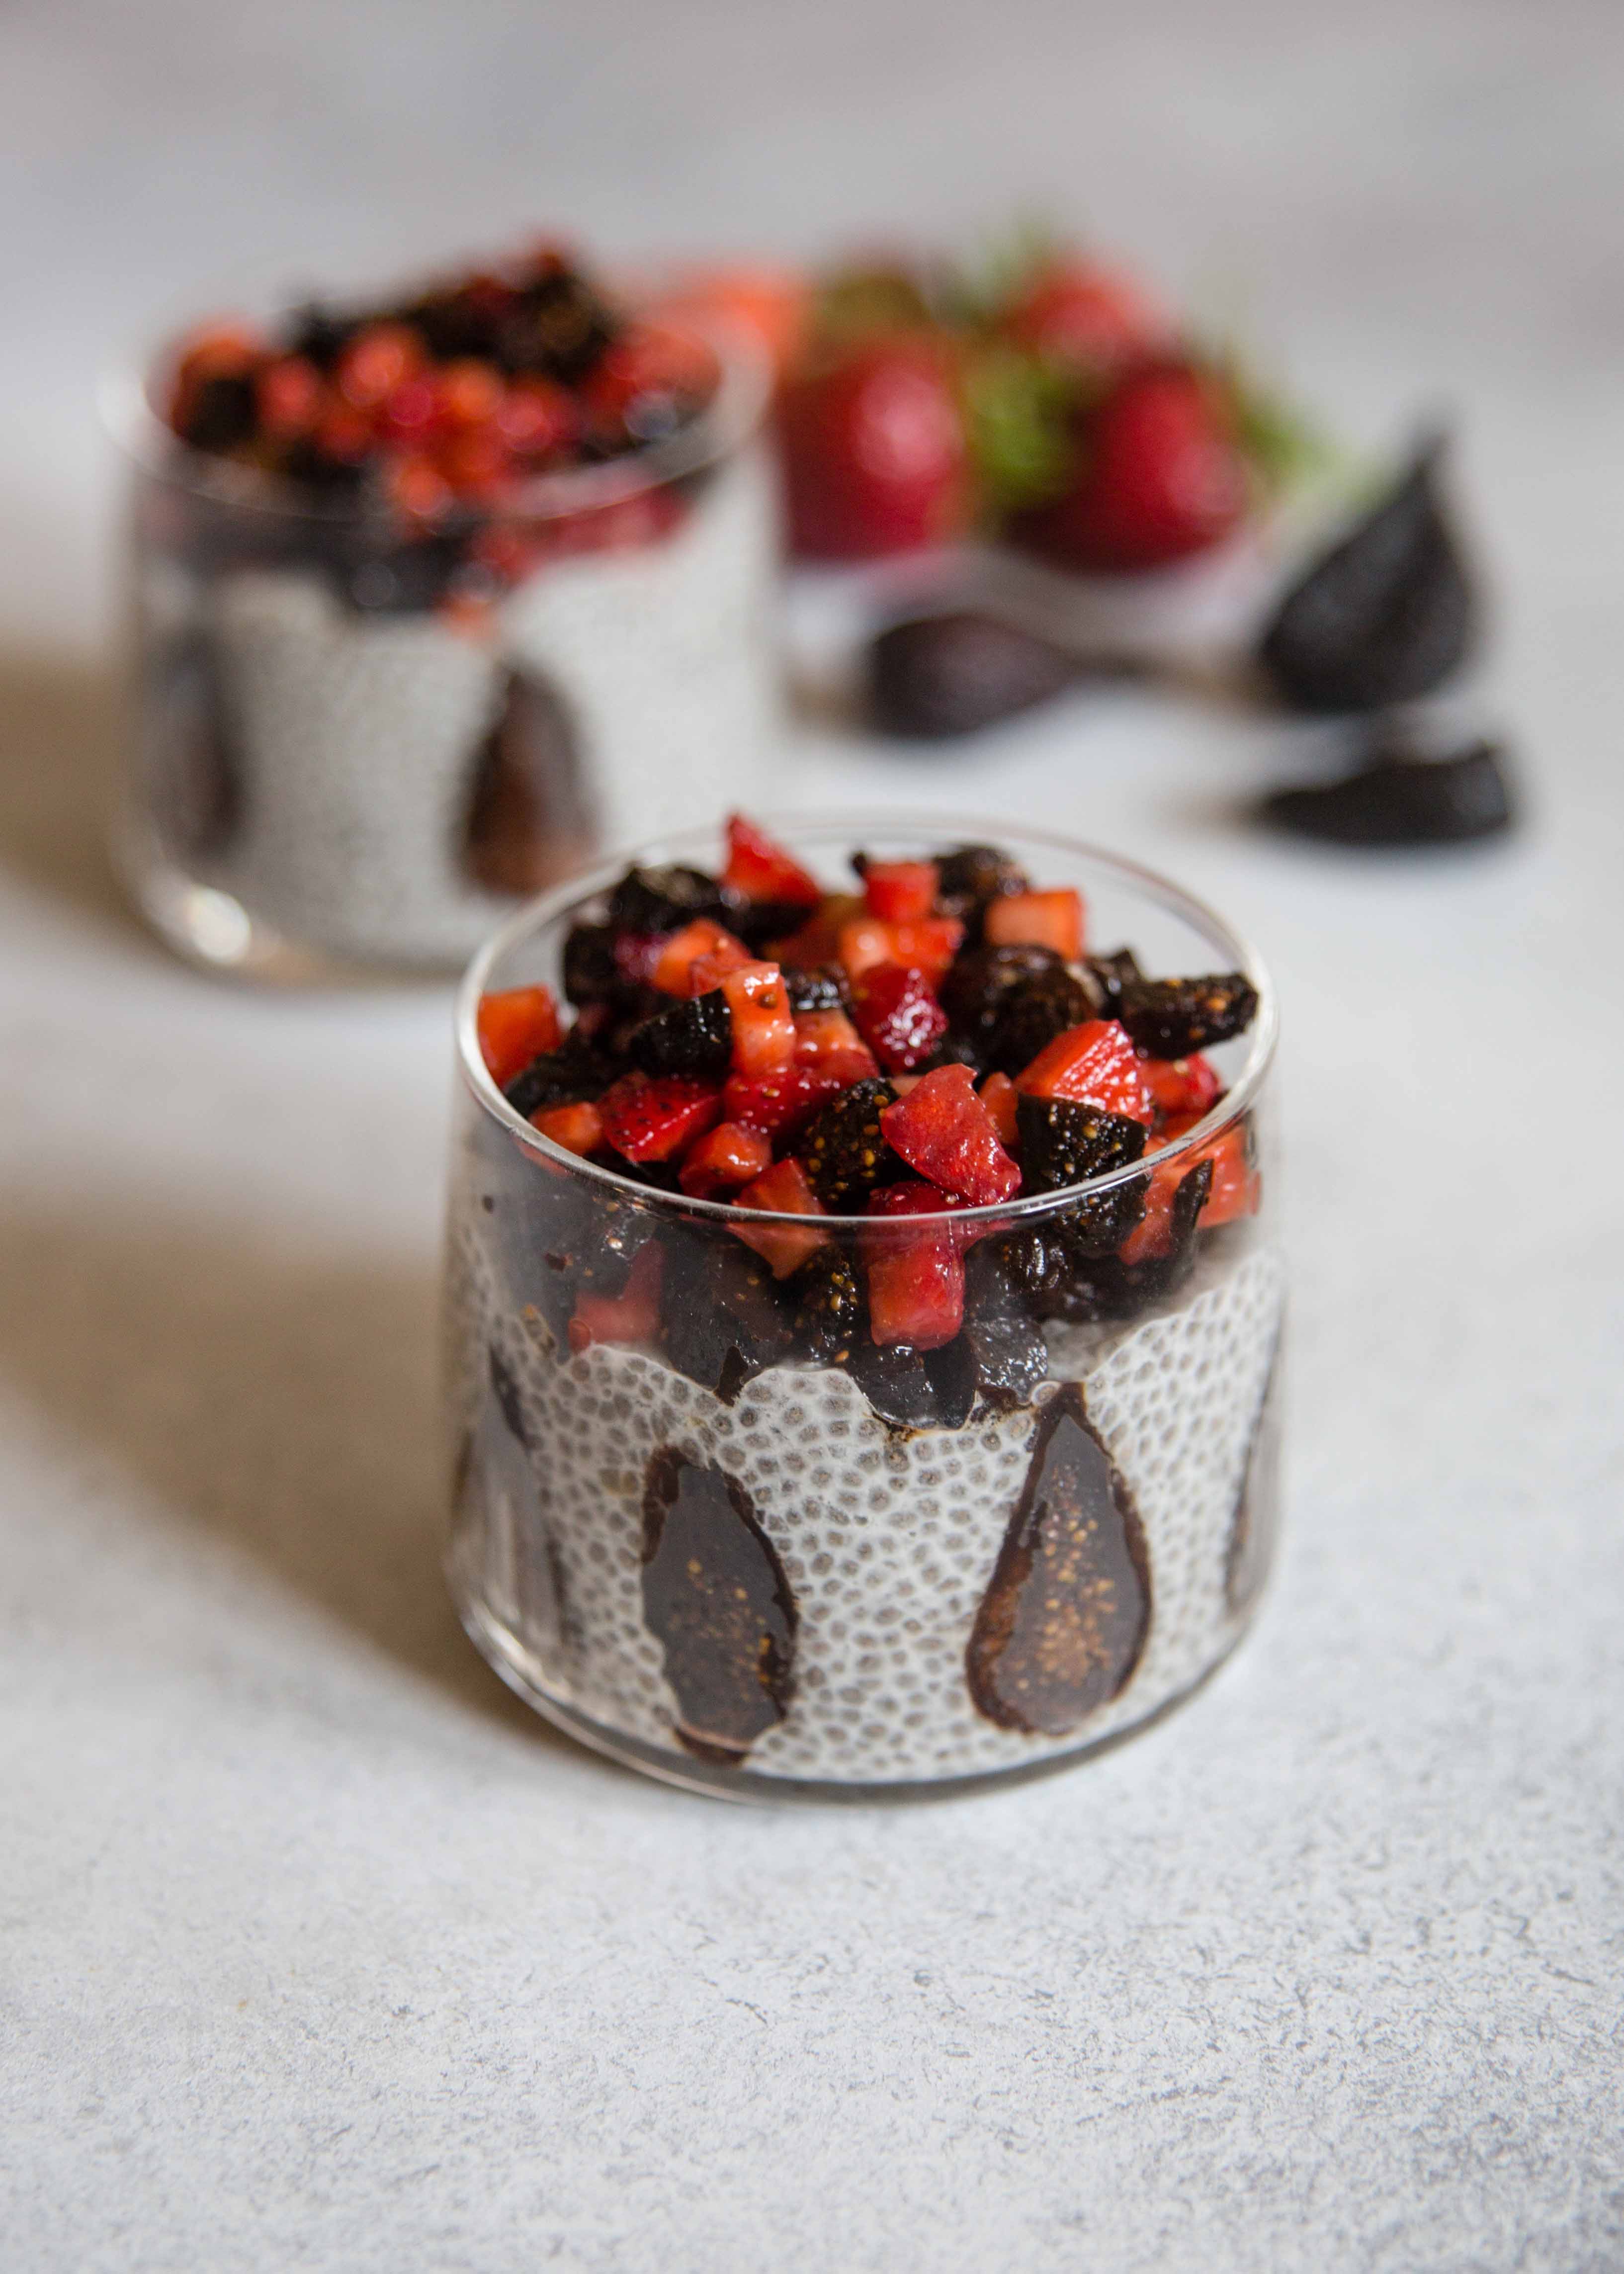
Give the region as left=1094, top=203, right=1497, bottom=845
left=105, top=320, right=777, bottom=979
left=443, top=818, right=1283, bottom=1801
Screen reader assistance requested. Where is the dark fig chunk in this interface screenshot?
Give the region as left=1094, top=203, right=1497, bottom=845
left=1017, top=1096, right=1147, bottom=1196
left=793, top=1245, right=865, bottom=1365
left=1030, top=1159, right=1212, bottom=1321
left=1116, top=972, right=1259, bottom=1058
left=935, top=843, right=1031, bottom=931
left=939, top=942, right=1065, bottom=1060
left=868, top=612, right=1078, bottom=739
left=561, top=922, right=624, bottom=1007
left=628, top=988, right=732, bottom=1081
left=990, top=965, right=1100, bottom=1076
left=503, top=1035, right=616, bottom=1120
left=464, top=669, right=593, bottom=896
left=659, top=1237, right=793, bottom=1400
left=176, top=371, right=258, bottom=452
left=797, top=1077, right=905, bottom=1209
left=1084, top=946, right=1143, bottom=1014
left=730, top=896, right=818, bottom=953
left=961, top=1311, right=1049, bottom=1410
left=1260, top=737, right=1514, bottom=847
left=966, top=1385, right=1151, bottom=1734
left=488, top=1345, right=529, bottom=1447
left=641, top=1449, right=796, bottom=1758
left=783, top=964, right=852, bottom=1014
left=1226, top=1335, right=1283, bottom=1618
left=1256, top=440, right=1477, bottom=712
left=607, top=862, right=728, bottom=936
left=844, top=1337, right=975, bottom=1431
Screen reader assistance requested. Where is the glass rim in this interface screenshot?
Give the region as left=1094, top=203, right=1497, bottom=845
left=454, top=814, right=1279, bottom=1232
left=99, top=305, right=770, bottom=525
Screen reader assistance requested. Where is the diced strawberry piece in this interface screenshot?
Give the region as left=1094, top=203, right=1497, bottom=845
left=1121, top=1115, right=1257, bottom=1261
left=733, top=1157, right=831, bottom=1278
left=863, top=1183, right=965, bottom=1350
left=839, top=915, right=964, bottom=987
left=569, top=1241, right=663, bottom=1352
left=476, top=984, right=562, bottom=1088
left=852, top=963, right=950, bottom=1073
left=861, top=859, right=939, bottom=924
left=711, top=960, right=796, bottom=1078
left=979, top=1070, right=1019, bottom=1148
left=653, top=919, right=751, bottom=995
left=792, top=1008, right=878, bottom=1085
left=1160, top=1112, right=1258, bottom=1227
left=983, top=889, right=1085, bottom=960
left=723, top=813, right=822, bottom=908
left=1140, top=1052, right=1222, bottom=1119
left=880, top=1064, right=1022, bottom=1207
left=1016, top=1018, right=1153, bottom=1125
left=679, top=1120, right=773, bottom=1199
left=723, top=1064, right=847, bottom=1140
left=769, top=893, right=865, bottom=968
left=530, top=1100, right=603, bottom=1157
left=598, top=1073, right=723, bottom=1163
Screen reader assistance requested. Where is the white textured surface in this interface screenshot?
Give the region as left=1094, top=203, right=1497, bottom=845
left=3, top=3, right=1624, bottom=2270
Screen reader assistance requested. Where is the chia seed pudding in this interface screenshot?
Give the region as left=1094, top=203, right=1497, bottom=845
left=444, top=817, right=1283, bottom=1799
left=114, top=237, right=778, bottom=976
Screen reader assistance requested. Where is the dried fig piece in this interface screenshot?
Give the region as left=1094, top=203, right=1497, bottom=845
left=868, top=612, right=1079, bottom=739
left=464, top=669, right=595, bottom=894
left=641, top=1449, right=796, bottom=1758
left=1256, top=439, right=1477, bottom=712
left=1260, top=737, right=1514, bottom=847
left=1226, top=1336, right=1283, bottom=1617
left=966, top=1385, right=1151, bottom=1733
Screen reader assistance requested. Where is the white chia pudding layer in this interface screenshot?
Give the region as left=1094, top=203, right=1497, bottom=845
left=444, top=1198, right=1285, bottom=1789
left=167, top=444, right=778, bottom=966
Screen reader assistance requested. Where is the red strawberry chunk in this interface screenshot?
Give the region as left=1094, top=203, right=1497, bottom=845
left=733, top=1157, right=831, bottom=1278
left=978, top=1070, right=1020, bottom=1147
left=862, top=859, right=939, bottom=923
left=852, top=963, right=949, bottom=1072
left=530, top=1100, right=603, bottom=1157
left=880, top=1064, right=1022, bottom=1207
left=839, top=914, right=963, bottom=987
left=863, top=1182, right=965, bottom=1350
left=598, top=1072, right=723, bottom=1163
left=652, top=918, right=751, bottom=995
left=723, top=1065, right=847, bottom=1141
left=679, top=1120, right=773, bottom=1199
left=476, top=984, right=562, bottom=1087
left=1140, top=1051, right=1221, bottom=1120
left=569, top=1242, right=663, bottom=1353
left=1016, top=1017, right=1153, bottom=1124
left=792, top=1008, right=878, bottom=1086
left=723, top=813, right=822, bottom=908
left=983, top=888, right=1085, bottom=960
left=769, top=893, right=865, bottom=968
left=1121, top=1115, right=1257, bottom=1261
left=711, top=959, right=796, bottom=1078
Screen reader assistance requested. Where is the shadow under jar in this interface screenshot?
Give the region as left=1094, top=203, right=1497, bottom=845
left=107, top=316, right=776, bottom=979
left=444, top=819, right=1283, bottom=1801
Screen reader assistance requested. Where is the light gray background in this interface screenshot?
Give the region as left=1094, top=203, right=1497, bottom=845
left=2, top=3, right=1622, bottom=2268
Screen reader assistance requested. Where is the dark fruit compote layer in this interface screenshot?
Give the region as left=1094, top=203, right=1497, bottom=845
left=475, top=815, right=1262, bottom=1430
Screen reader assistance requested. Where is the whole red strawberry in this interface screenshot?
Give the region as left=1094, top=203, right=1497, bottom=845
left=1015, top=358, right=1249, bottom=573
left=998, top=258, right=1167, bottom=373
left=779, top=341, right=967, bottom=560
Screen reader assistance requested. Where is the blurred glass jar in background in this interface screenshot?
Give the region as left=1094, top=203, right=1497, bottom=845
left=106, top=262, right=778, bottom=979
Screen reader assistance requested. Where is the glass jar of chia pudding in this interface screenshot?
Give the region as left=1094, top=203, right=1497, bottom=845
left=107, top=244, right=779, bottom=979
left=443, top=817, right=1283, bottom=1801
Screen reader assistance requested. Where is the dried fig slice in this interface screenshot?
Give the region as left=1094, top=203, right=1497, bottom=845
left=1260, top=737, right=1514, bottom=847
left=1257, top=439, right=1477, bottom=712
left=966, top=1385, right=1151, bottom=1734
left=464, top=668, right=595, bottom=894
left=641, top=1450, right=796, bottom=1758
left=868, top=612, right=1080, bottom=739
